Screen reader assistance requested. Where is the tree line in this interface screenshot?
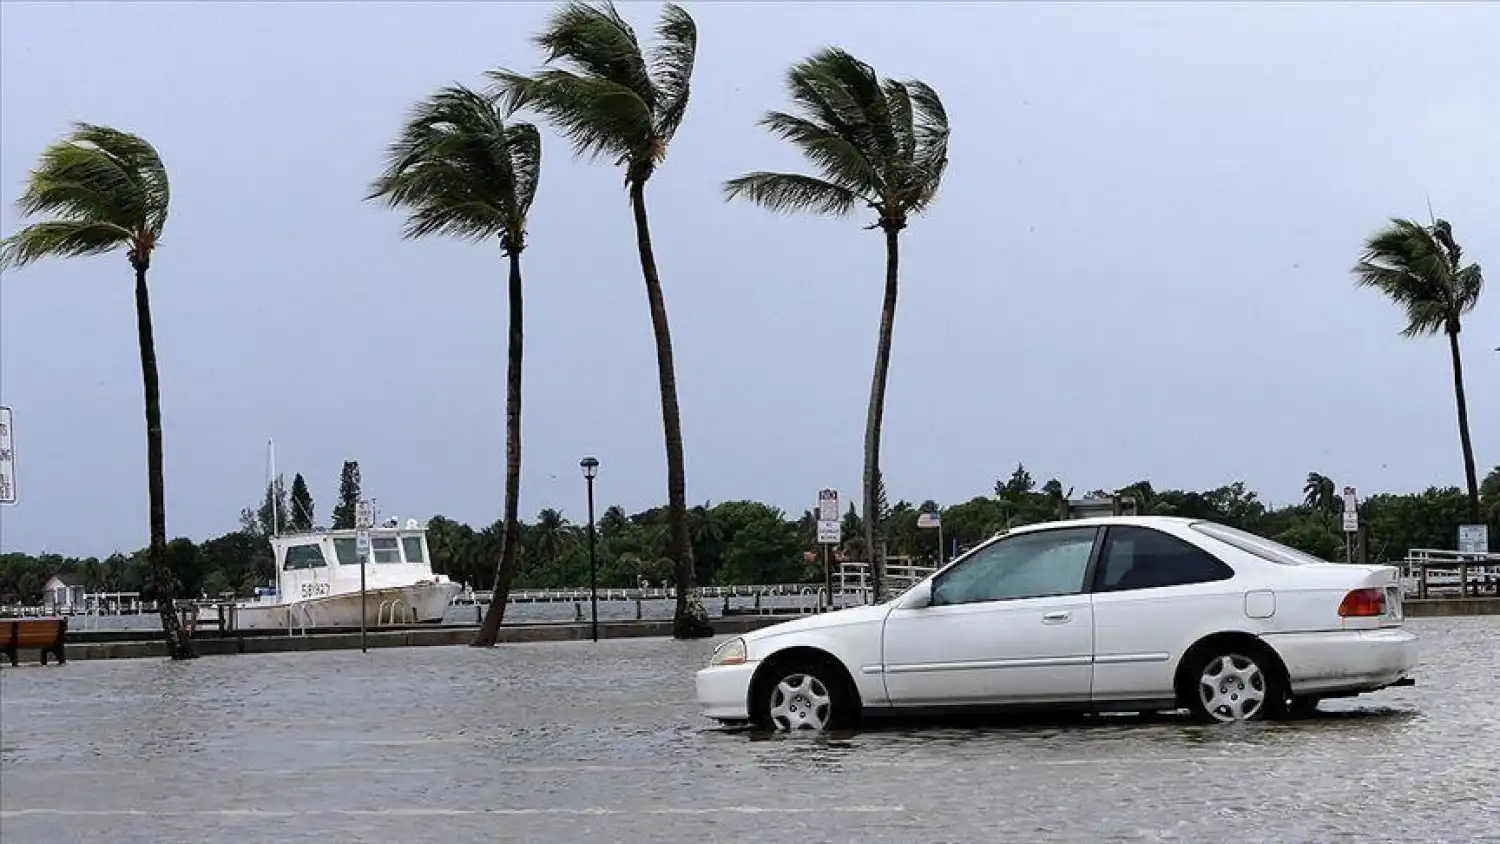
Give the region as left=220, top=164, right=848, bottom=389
left=3, top=465, right=1496, bottom=607
left=0, top=2, right=1488, bottom=659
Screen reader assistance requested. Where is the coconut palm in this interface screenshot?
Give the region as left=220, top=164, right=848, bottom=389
left=366, top=85, right=542, bottom=648
left=1303, top=473, right=1337, bottom=516
left=0, top=123, right=195, bottom=660
left=1353, top=218, right=1484, bottom=522
left=723, top=47, right=950, bottom=602
left=490, top=1, right=711, bottom=638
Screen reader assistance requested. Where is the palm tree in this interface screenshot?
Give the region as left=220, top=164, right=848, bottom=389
left=723, top=48, right=950, bottom=603
left=1302, top=472, right=1337, bottom=516
left=1353, top=218, right=1485, bottom=522
left=366, top=86, right=542, bottom=648
left=534, top=507, right=571, bottom=578
left=0, top=123, right=194, bottom=660
left=490, top=1, right=711, bottom=638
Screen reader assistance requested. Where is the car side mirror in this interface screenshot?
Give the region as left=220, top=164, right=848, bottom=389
left=902, top=580, right=934, bottom=609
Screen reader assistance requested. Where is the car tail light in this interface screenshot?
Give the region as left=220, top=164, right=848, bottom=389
left=1338, top=587, right=1386, bottom=618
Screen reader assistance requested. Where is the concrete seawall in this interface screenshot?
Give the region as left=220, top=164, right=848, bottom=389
left=8, top=615, right=804, bottom=663
left=1404, top=597, right=1500, bottom=617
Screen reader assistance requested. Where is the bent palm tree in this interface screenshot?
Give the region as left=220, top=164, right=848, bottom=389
left=1, top=123, right=194, bottom=660
left=1353, top=218, right=1485, bottom=522
left=723, top=48, right=950, bottom=603
left=491, top=0, right=711, bottom=638
left=1302, top=472, right=1337, bottom=519
left=366, top=86, right=542, bottom=647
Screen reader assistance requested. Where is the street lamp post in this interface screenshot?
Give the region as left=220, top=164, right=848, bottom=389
left=580, top=456, right=600, bottom=643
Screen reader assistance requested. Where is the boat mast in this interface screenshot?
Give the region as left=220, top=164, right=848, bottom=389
left=266, top=438, right=279, bottom=538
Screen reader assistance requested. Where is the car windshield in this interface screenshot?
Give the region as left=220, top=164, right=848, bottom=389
left=1189, top=521, right=1327, bottom=566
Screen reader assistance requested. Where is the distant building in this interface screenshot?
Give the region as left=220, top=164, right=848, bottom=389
left=41, top=574, right=85, bottom=611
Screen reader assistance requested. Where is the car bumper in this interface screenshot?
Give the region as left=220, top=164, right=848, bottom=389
left=695, top=662, right=759, bottom=721
left=1266, top=627, right=1419, bottom=696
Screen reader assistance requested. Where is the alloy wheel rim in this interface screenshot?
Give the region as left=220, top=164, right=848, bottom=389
left=768, top=673, right=833, bottom=731
left=1198, top=653, right=1267, bottom=722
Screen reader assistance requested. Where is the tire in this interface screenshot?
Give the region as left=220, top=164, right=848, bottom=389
left=1183, top=647, right=1284, bottom=723
left=752, top=659, right=854, bottom=732
left=1286, top=696, right=1321, bottom=717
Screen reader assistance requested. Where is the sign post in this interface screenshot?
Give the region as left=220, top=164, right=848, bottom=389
left=1340, top=487, right=1359, bottom=563
left=355, top=500, right=373, bottom=653
left=817, top=489, right=840, bottom=611
left=0, top=406, right=16, bottom=507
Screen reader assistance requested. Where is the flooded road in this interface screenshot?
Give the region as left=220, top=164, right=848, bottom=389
left=2, top=617, right=1497, bottom=842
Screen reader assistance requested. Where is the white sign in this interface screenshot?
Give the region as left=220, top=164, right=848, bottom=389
left=356, top=528, right=371, bottom=558
left=917, top=511, right=942, bottom=529
left=817, top=519, right=840, bottom=544
left=1457, top=524, right=1489, bottom=554
left=0, top=406, right=13, bottom=506
left=1341, top=486, right=1358, bottom=533
left=817, top=488, right=840, bottom=522
left=356, top=500, right=373, bottom=529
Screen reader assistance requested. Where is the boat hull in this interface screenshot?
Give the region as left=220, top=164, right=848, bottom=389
left=234, top=581, right=461, bottom=631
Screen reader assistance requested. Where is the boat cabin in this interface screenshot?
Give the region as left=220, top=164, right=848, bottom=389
left=265, top=521, right=438, bottom=602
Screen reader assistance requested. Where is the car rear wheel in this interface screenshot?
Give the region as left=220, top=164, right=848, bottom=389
left=755, top=661, right=851, bottom=732
left=1188, top=650, right=1282, bottom=723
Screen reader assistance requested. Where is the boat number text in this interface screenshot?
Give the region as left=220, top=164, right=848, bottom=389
left=300, top=582, right=331, bottom=598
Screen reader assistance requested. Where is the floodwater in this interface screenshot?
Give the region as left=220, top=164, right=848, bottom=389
left=2, top=618, right=1498, bottom=843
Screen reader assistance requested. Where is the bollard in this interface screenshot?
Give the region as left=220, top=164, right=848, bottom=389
left=636, top=594, right=643, bottom=620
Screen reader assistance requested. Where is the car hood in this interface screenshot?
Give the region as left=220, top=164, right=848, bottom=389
left=742, top=602, right=892, bottom=643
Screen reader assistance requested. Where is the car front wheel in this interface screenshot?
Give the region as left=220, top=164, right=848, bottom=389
left=756, top=662, right=851, bottom=731
left=1187, top=650, right=1283, bottom=723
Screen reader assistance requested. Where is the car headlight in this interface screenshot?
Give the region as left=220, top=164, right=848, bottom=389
left=708, top=637, right=747, bottom=666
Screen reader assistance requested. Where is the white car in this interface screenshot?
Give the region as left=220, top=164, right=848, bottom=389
left=696, top=516, right=1418, bottom=730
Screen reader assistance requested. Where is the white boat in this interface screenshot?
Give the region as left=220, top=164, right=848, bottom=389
left=233, top=520, right=463, bottom=631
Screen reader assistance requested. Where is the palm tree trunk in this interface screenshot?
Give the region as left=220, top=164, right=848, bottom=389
left=134, top=264, right=194, bottom=660
left=1447, top=328, right=1481, bottom=523
left=473, top=250, right=526, bottom=647
left=863, top=226, right=901, bottom=604
left=627, top=179, right=711, bottom=639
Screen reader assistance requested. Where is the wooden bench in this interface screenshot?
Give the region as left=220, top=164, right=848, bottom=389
left=0, top=617, right=68, bottom=666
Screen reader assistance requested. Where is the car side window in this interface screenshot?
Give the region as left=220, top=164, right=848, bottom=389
left=1096, top=526, right=1234, bottom=592
left=931, top=527, right=1097, bottom=607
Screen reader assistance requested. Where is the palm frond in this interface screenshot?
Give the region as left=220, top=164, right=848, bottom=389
left=733, top=49, right=950, bottom=224
left=721, top=172, right=862, bottom=217
left=489, top=68, right=652, bottom=164
left=3, top=123, right=168, bottom=270
left=1352, top=216, right=1483, bottom=337
left=367, top=84, right=541, bottom=250
left=0, top=219, right=133, bottom=269
left=759, top=110, right=880, bottom=195
left=650, top=2, right=696, bottom=144
left=534, top=1, right=657, bottom=111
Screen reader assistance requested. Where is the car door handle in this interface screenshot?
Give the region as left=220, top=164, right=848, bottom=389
left=1042, top=611, right=1071, bottom=624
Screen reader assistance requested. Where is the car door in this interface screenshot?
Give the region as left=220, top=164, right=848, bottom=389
left=881, top=526, right=1102, bottom=708
left=1088, top=525, right=1238, bottom=703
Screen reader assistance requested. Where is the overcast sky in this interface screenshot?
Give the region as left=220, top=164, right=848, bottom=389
left=1, top=1, right=1496, bottom=557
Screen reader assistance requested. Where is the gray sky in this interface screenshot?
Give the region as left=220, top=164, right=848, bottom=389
left=2, top=1, right=1496, bottom=557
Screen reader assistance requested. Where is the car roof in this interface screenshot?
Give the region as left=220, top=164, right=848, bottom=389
left=1002, top=515, right=1205, bottom=534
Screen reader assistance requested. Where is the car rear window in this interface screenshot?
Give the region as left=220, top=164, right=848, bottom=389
left=1188, top=521, right=1327, bottom=566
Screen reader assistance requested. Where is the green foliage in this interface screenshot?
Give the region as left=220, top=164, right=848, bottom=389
left=289, top=473, right=315, bottom=531
left=489, top=0, right=696, bottom=182
left=0, top=123, right=169, bottom=271
left=1352, top=218, right=1483, bottom=338
left=366, top=84, right=541, bottom=254
left=723, top=47, right=949, bottom=228
left=330, top=461, right=361, bottom=529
